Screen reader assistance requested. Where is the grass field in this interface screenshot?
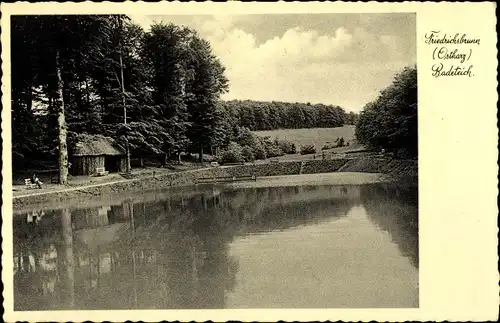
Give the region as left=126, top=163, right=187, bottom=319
left=253, top=126, right=358, bottom=151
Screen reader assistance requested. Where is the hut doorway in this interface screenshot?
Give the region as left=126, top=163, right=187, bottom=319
left=105, top=155, right=122, bottom=173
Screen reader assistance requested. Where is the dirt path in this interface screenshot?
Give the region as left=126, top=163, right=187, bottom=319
left=12, top=166, right=212, bottom=199
left=13, top=178, right=132, bottom=199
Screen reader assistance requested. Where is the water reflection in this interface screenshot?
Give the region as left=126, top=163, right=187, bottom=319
left=13, top=184, right=418, bottom=310
left=360, top=184, right=419, bottom=268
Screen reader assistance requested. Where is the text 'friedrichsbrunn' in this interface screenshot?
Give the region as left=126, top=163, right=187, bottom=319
left=425, top=30, right=480, bottom=78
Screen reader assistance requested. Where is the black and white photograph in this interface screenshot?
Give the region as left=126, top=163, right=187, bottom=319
left=9, top=11, right=419, bottom=310
left=2, top=2, right=497, bottom=322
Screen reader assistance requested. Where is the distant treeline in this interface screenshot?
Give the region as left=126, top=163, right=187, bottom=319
left=219, top=100, right=359, bottom=131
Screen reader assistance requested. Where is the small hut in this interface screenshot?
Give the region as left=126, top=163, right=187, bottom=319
left=70, top=134, right=126, bottom=176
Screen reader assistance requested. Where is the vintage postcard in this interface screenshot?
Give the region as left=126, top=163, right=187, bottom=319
left=1, top=1, right=498, bottom=322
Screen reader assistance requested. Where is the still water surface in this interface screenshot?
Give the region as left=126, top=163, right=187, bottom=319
left=13, top=183, right=418, bottom=309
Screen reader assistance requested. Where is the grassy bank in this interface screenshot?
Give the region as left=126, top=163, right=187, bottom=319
left=339, top=158, right=418, bottom=187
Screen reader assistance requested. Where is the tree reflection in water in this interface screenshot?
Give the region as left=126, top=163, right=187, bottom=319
left=360, top=183, right=419, bottom=268
left=13, top=184, right=417, bottom=310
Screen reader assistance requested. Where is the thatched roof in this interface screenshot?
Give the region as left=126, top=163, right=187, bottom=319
left=72, top=134, right=124, bottom=157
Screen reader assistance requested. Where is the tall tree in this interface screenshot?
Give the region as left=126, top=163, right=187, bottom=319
left=55, top=49, right=69, bottom=183
left=116, top=16, right=132, bottom=173
left=355, top=66, right=417, bottom=158
left=91, top=16, right=155, bottom=171
left=185, top=36, right=229, bottom=162
left=142, top=23, right=193, bottom=163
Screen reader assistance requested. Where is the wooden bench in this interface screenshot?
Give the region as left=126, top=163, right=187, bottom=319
left=30, top=168, right=59, bottom=184
left=24, top=179, right=38, bottom=189
left=95, top=167, right=109, bottom=176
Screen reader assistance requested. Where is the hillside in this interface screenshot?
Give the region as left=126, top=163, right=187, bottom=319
left=253, top=125, right=358, bottom=152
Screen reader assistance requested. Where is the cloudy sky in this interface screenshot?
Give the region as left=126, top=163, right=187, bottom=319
left=131, top=13, right=416, bottom=112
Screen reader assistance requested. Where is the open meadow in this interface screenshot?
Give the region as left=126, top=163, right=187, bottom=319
left=253, top=125, right=359, bottom=152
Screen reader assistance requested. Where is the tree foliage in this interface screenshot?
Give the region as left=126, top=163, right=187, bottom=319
left=355, top=66, right=417, bottom=158
left=217, top=100, right=353, bottom=131
left=11, top=14, right=359, bottom=176
left=218, top=142, right=244, bottom=164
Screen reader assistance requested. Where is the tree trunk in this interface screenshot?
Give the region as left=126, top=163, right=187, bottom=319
left=84, top=77, right=91, bottom=105
left=199, top=144, right=203, bottom=164
left=118, top=16, right=131, bottom=174
left=125, top=138, right=131, bottom=173
left=55, top=50, right=68, bottom=185
left=26, top=83, right=33, bottom=113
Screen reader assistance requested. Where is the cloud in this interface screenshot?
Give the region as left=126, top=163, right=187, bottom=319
left=129, top=15, right=156, bottom=31
left=133, top=15, right=415, bottom=112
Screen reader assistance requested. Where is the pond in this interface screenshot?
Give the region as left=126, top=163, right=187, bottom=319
left=13, top=183, right=418, bottom=310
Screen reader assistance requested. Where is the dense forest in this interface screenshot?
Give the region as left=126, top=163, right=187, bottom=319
left=11, top=15, right=357, bottom=182
left=12, top=15, right=228, bottom=183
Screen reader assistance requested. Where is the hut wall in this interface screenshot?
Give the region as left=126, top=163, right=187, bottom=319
left=72, top=156, right=105, bottom=176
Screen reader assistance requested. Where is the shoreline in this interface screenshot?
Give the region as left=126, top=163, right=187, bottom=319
left=226, top=172, right=384, bottom=188
left=11, top=158, right=417, bottom=210
left=12, top=172, right=385, bottom=215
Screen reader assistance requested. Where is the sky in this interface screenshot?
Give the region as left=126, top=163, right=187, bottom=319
left=131, top=13, right=416, bottom=112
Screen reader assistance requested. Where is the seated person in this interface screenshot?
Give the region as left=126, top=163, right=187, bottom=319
left=31, top=174, right=43, bottom=189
